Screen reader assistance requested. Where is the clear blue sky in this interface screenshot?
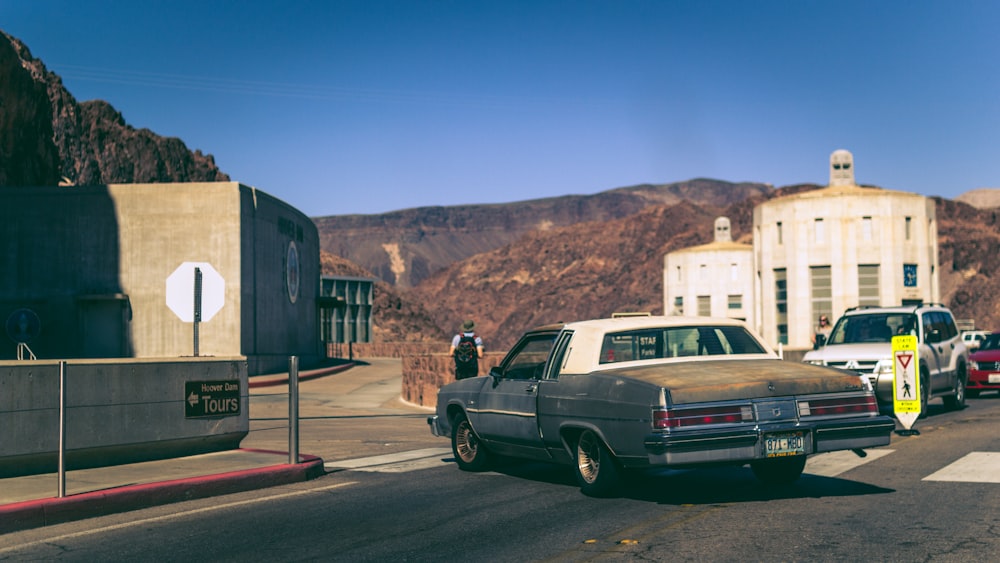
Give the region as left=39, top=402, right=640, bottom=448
left=4, top=0, right=998, bottom=217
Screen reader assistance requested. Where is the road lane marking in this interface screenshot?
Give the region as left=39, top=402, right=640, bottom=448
left=0, top=482, right=358, bottom=555
left=923, top=452, right=1000, bottom=483
left=324, top=448, right=452, bottom=472
left=805, top=449, right=895, bottom=477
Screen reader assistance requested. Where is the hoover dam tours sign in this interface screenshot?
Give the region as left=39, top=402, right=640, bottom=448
left=167, top=262, right=225, bottom=322
left=185, top=380, right=241, bottom=418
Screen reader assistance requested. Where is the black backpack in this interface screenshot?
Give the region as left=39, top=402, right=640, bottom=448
left=454, top=334, right=478, bottom=369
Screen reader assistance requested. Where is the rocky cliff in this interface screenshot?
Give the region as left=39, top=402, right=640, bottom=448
left=0, top=31, right=227, bottom=186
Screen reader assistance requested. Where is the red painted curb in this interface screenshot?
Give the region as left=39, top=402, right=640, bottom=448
left=0, top=454, right=324, bottom=534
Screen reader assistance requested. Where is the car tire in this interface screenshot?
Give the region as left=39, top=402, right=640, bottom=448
left=451, top=413, right=491, bottom=472
left=575, top=430, right=621, bottom=497
left=943, top=371, right=967, bottom=411
left=750, top=455, right=806, bottom=485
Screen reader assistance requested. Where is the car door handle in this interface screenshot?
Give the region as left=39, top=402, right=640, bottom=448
left=525, top=384, right=537, bottom=393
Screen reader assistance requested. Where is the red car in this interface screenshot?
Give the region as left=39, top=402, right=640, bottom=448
left=968, top=332, right=1000, bottom=397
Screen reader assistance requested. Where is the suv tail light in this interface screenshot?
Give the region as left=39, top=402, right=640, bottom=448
left=798, top=395, right=878, bottom=417
left=653, top=405, right=753, bottom=429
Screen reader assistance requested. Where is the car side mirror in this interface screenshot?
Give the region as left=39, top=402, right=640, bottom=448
left=489, top=367, right=503, bottom=386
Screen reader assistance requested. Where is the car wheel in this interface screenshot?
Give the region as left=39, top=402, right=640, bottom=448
left=943, top=371, right=967, bottom=411
left=751, top=455, right=807, bottom=485
left=575, top=430, right=621, bottom=497
left=451, top=413, right=490, bottom=471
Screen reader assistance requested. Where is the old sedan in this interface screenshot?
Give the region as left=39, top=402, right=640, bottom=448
left=968, top=332, right=1000, bottom=397
left=428, top=316, right=895, bottom=496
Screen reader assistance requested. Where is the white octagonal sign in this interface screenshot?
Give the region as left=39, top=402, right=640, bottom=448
left=166, top=262, right=225, bottom=322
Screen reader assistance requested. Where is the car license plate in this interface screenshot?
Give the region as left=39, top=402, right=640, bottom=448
left=764, top=432, right=805, bottom=457
left=989, top=374, right=1000, bottom=384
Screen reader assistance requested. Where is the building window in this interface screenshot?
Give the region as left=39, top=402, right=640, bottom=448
left=673, top=296, right=683, bottom=315
left=811, top=266, right=832, bottom=329
left=905, top=217, right=912, bottom=241
left=904, top=264, right=918, bottom=287
left=859, top=264, right=880, bottom=307
left=776, top=222, right=783, bottom=245
left=814, top=218, right=825, bottom=244
left=862, top=216, right=872, bottom=242
left=728, top=294, right=742, bottom=310
left=697, top=295, right=710, bottom=316
left=731, top=263, right=738, bottom=281
left=774, top=268, right=787, bottom=345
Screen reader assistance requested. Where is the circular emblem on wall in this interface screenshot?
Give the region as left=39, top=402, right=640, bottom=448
left=6, top=308, right=41, bottom=344
left=286, top=240, right=300, bottom=304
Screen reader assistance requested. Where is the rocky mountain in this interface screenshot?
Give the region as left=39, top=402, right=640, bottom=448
left=0, top=31, right=227, bottom=186
left=313, top=179, right=773, bottom=288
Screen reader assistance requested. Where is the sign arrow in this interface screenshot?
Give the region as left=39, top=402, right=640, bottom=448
left=188, top=391, right=200, bottom=407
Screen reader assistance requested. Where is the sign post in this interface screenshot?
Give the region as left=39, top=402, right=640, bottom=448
left=892, top=335, right=921, bottom=435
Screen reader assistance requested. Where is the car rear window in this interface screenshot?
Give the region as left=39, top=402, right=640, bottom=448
left=599, top=326, right=766, bottom=364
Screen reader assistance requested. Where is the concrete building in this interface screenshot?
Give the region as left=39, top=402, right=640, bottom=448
left=1, top=182, right=322, bottom=374
left=753, top=150, right=938, bottom=349
left=664, top=150, right=938, bottom=352
left=663, top=217, right=755, bottom=326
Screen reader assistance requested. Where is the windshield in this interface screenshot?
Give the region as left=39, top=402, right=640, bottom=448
left=979, top=333, right=1000, bottom=351
left=828, top=313, right=918, bottom=345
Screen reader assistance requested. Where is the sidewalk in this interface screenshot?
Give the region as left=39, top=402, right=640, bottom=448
left=0, top=361, right=355, bottom=535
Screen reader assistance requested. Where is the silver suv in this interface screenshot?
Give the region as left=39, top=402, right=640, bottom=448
left=802, top=304, right=968, bottom=414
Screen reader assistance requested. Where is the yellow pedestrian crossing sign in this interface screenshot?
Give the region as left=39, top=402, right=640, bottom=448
left=892, top=335, right=920, bottom=430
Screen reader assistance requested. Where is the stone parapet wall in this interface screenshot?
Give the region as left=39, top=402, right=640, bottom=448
left=330, top=341, right=441, bottom=359
left=401, top=353, right=505, bottom=408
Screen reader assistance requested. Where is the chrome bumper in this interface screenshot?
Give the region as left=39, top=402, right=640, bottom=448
left=644, top=415, right=895, bottom=466
left=427, top=415, right=447, bottom=438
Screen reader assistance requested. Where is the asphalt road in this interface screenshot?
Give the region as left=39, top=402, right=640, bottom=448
left=2, top=360, right=999, bottom=562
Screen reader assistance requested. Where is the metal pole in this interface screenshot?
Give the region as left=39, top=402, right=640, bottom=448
left=193, top=267, right=203, bottom=357
left=58, top=360, right=66, bottom=498
left=288, top=355, right=299, bottom=464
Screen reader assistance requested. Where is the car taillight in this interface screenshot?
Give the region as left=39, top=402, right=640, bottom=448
left=653, top=405, right=753, bottom=429
left=798, top=395, right=878, bottom=417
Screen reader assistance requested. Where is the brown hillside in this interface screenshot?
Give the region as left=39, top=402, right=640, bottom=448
left=313, top=179, right=773, bottom=288
left=406, top=200, right=727, bottom=349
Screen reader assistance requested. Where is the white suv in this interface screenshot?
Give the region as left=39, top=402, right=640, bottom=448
left=802, top=304, right=969, bottom=414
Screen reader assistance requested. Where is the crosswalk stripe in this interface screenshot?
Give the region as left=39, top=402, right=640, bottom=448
left=805, top=449, right=895, bottom=477
left=325, top=448, right=451, bottom=472
left=923, top=452, right=1000, bottom=483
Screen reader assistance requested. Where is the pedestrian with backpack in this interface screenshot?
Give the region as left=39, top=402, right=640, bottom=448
left=450, top=319, right=484, bottom=380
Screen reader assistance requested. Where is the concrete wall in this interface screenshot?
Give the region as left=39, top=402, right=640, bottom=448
left=0, top=357, right=248, bottom=477
left=0, top=186, right=126, bottom=359
left=239, top=186, right=322, bottom=374
left=111, top=183, right=244, bottom=359
left=0, top=183, right=321, bottom=374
